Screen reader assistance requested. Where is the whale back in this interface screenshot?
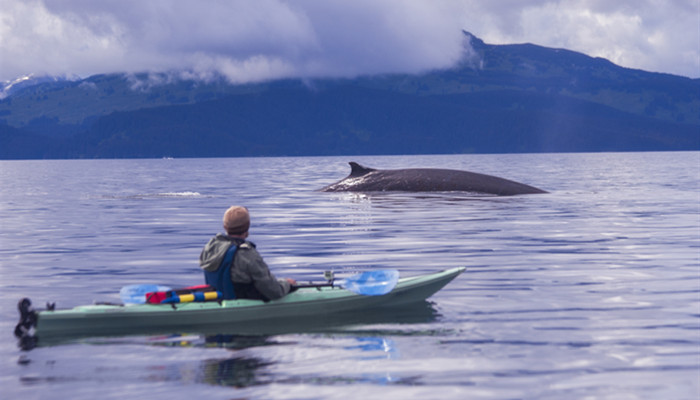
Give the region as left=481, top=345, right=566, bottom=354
left=320, top=162, right=547, bottom=195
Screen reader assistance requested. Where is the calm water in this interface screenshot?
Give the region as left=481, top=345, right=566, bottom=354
left=1, top=152, right=698, bottom=399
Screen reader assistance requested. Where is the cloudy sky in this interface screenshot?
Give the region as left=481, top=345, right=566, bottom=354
left=1, top=0, right=698, bottom=84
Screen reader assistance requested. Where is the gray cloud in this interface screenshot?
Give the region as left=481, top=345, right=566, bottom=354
left=1, top=0, right=697, bottom=84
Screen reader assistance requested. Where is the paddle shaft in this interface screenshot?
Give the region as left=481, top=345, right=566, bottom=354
left=293, top=282, right=336, bottom=289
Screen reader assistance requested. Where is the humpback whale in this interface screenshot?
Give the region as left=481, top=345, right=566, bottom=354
left=320, top=162, right=547, bottom=196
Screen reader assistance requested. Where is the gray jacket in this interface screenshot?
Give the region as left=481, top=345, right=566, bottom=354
left=199, top=233, right=291, bottom=300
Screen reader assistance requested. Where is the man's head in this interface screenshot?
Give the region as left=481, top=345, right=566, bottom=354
left=223, top=206, right=250, bottom=237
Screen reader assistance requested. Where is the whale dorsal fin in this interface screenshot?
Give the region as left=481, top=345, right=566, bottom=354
left=348, top=162, right=375, bottom=177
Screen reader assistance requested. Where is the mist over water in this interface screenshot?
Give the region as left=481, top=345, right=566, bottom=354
left=1, top=152, right=698, bottom=399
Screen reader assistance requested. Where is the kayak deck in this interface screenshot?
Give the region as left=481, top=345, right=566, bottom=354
left=18, top=267, right=465, bottom=343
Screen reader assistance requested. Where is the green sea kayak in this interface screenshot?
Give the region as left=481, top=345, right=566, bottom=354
left=15, top=267, right=465, bottom=345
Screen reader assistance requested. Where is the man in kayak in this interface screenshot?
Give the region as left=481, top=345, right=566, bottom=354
left=199, top=206, right=295, bottom=301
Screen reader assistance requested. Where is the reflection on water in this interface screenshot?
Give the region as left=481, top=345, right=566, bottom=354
left=142, top=335, right=277, bottom=388
left=145, top=334, right=403, bottom=388
left=201, top=355, right=273, bottom=388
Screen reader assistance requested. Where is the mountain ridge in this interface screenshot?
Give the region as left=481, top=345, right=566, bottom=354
left=1, top=32, right=698, bottom=159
